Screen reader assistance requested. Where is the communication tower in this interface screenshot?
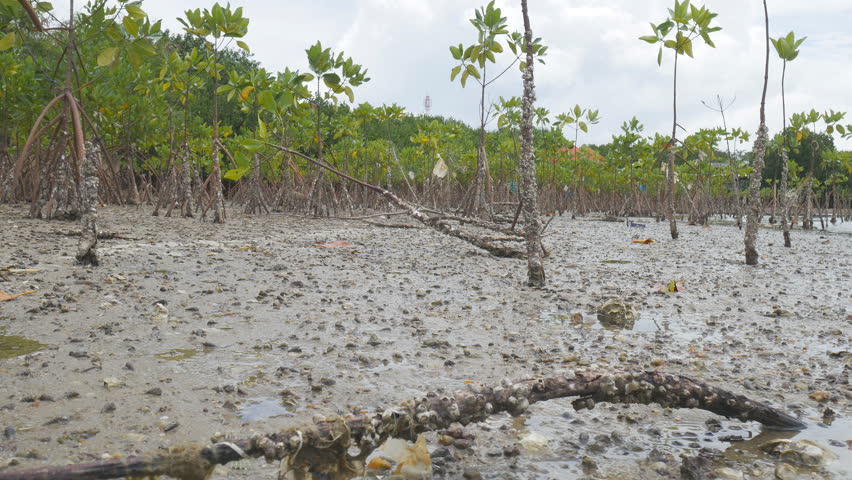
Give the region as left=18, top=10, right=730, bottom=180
left=424, top=95, right=432, bottom=115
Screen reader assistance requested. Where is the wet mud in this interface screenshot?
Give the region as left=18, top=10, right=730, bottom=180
left=0, top=205, right=849, bottom=479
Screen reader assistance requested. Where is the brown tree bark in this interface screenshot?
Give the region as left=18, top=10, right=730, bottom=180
left=519, top=0, right=545, bottom=287
left=75, top=142, right=99, bottom=266
left=744, top=0, right=770, bottom=265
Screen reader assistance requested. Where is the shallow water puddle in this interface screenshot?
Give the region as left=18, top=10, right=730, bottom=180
left=238, top=397, right=292, bottom=421
left=540, top=311, right=658, bottom=332
left=0, top=327, right=46, bottom=359
left=723, top=417, right=852, bottom=477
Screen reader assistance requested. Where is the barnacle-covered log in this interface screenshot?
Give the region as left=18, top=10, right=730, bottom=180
left=0, top=370, right=804, bottom=480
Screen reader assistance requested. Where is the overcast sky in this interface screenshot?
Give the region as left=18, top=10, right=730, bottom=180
left=60, top=1, right=852, bottom=148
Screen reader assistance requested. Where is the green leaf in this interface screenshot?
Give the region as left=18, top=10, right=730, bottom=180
left=215, top=84, right=232, bottom=95
left=223, top=168, right=249, bottom=181
left=123, top=15, right=139, bottom=37
left=450, top=44, right=462, bottom=60
left=639, top=35, right=659, bottom=44
left=236, top=40, right=250, bottom=52
left=460, top=70, right=469, bottom=88
left=465, top=64, right=480, bottom=80
left=240, top=139, right=264, bottom=153
left=344, top=86, right=354, bottom=103
left=257, top=117, right=268, bottom=139
left=322, top=72, right=341, bottom=87
left=258, top=90, right=275, bottom=111
left=0, top=32, right=16, bottom=51
left=129, top=38, right=156, bottom=58
left=682, top=37, right=694, bottom=57
left=657, top=47, right=663, bottom=66
left=579, top=121, right=588, bottom=133
left=97, top=47, right=119, bottom=66
left=36, top=2, right=52, bottom=12
left=125, top=4, right=146, bottom=20
left=450, top=65, right=461, bottom=82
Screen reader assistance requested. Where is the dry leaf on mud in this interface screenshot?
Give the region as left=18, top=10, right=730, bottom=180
left=654, top=280, right=685, bottom=293
left=0, top=290, right=36, bottom=302
left=632, top=238, right=656, bottom=244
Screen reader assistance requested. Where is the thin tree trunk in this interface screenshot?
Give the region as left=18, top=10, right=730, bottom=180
left=779, top=61, right=791, bottom=247
left=745, top=0, right=770, bottom=266
left=76, top=141, right=99, bottom=266
left=210, top=46, right=225, bottom=223
left=667, top=52, right=679, bottom=239
left=519, top=0, right=545, bottom=287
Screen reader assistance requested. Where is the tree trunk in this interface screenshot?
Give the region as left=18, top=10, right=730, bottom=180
left=744, top=0, right=770, bottom=266
left=803, top=173, right=814, bottom=230
left=76, top=142, right=99, bottom=266
left=667, top=52, right=679, bottom=239
left=779, top=61, right=792, bottom=247
left=210, top=47, right=225, bottom=223
left=519, top=0, right=545, bottom=287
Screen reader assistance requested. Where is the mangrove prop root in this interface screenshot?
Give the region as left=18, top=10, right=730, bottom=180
left=0, top=370, right=804, bottom=480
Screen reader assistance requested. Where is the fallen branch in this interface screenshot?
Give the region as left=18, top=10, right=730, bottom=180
left=0, top=370, right=804, bottom=480
left=359, top=220, right=419, bottom=229
left=271, top=145, right=526, bottom=258
left=52, top=230, right=137, bottom=240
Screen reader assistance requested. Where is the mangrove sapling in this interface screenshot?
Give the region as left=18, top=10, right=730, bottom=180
left=640, top=0, right=721, bottom=240
left=449, top=0, right=545, bottom=216
left=702, top=95, right=748, bottom=228
left=555, top=105, right=600, bottom=218
left=519, top=0, right=545, bottom=287
left=0, top=370, right=804, bottom=480
left=218, top=67, right=278, bottom=214
left=304, top=41, right=369, bottom=216
left=744, top=0, right=770, bottom=266
left=771, top=31, right=805, bottom=246
left=155, top=47, right=209, bottom=217
left=262, top=68, right=313, bottom=211
left=178, top=3, right=250, bottom=224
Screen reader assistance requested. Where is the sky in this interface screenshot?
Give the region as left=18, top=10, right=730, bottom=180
left=58, top=0, right=852, bottom=149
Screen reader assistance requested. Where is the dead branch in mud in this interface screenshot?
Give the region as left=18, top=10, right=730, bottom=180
left=271, top=145, right=527, bottom=258
left=52, top=230, right=137, bottom=240
left=0, top=370, right=804, bottom=480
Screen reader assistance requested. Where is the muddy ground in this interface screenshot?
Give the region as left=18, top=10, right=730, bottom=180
left=0, top=204, right=849, bottom=480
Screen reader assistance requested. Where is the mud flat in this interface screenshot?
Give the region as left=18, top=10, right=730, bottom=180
left=0, top=205, right=849, bottom=479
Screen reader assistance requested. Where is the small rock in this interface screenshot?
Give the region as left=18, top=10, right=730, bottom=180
left=102, top=377, right=124, bottom=390
left=808, top=391, right=830, bottom=403
left=581, top=456, right=598, bottom=472
left=145, top=387, right=162, bottom=396
left=715, top=467, right=744, bottom=479
left=597, top=300, right=636, bottom=330
left=503, top=443, right=520, bottom=457
left=453, top=438, right=472, bottom=450
left=774, top=463, right=797, bottom=480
